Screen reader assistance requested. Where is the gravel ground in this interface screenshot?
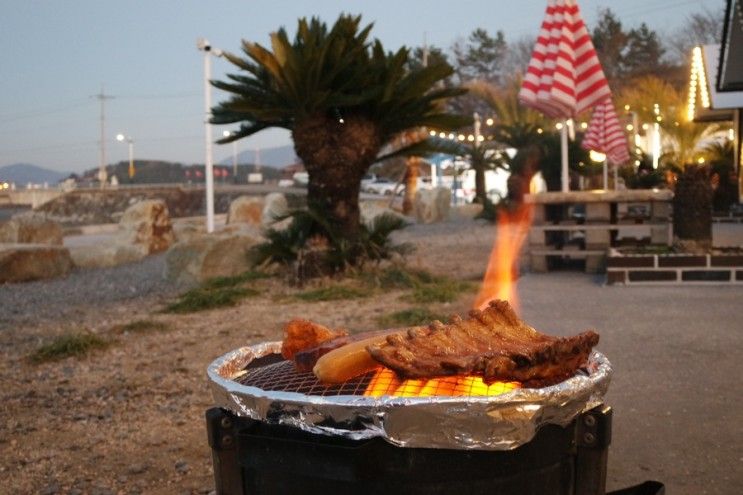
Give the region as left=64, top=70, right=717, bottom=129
left=1, top=218, right=741, bottom=494
left=0, top=253, right=189, bottom=329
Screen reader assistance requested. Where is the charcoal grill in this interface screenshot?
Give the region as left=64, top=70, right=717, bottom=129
left=206, top=343, right=664, bottom=495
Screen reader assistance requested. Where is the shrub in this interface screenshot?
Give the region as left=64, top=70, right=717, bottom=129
left=250, top=209, right=412, bottom=280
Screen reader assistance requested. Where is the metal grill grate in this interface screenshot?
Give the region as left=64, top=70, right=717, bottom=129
left=234, top=359, right=519, bottom=398
left=234, top=360, right=375, bottom=396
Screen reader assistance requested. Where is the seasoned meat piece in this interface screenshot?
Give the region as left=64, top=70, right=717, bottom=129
left=281, top=319, right=347, bottom=363
left=366, top=300, right=599, bottom=386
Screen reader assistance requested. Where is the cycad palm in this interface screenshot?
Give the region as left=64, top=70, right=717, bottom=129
left=211, top=15, right=467, bottom=240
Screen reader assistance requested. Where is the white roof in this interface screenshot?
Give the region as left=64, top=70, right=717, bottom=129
left=703, top=44, right=743, bottom=110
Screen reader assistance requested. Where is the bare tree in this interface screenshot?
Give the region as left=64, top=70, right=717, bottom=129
left=666, top=7, right=724, bottom=65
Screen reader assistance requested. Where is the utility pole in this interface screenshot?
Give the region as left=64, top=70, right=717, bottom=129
left=92, top=84, right=114, bottom=188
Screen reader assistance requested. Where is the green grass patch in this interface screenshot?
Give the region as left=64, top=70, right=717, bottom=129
left=377, top=308, right=449, bottom=328
left=28, top=332, right=110, bottom=364
left=359, top=265, right=440, bottom=289
left=112, top=319, right=169, bottom=334
left=405, top=280, right=474, bottom=304
left=294, top=285, right=370, bottom=302
left=202, top=271, right=272, bottom=290
left=165, top=286, right=259, bottom=313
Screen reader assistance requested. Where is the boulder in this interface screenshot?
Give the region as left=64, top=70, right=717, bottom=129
left=69, top=243, right=147, bottom=269
left=413, top=187, right=451, bottom=224
left=117, top=199, right=175, bottom=254
left=171, top=218, right=207, bottom=244
left=360, top=201, right=406, bottom=226
left=0, top=244, right=74, bottom=283
left=262, top=193, right=289, bottom=227
left=164, top=231, right=262, bottom=285
left=227, top=196, right=264, bottom=225
left=0, top=213, right=63, bottom=245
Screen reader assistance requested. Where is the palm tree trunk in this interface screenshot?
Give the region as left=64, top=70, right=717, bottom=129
left=673, top=164, right=712, bottom=250
left=293, top=114, right=381, bottom=240
left=474, top=163, right=487, bottom=204
left=402, top=156, right=419, bottom=214
left=306, top=168, right=363, bottom=236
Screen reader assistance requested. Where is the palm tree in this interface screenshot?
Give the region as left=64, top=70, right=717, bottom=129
left=211, top=15, right=468, bottom=243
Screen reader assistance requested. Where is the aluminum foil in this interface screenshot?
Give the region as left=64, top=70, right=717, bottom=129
left=207, top=341, right=612, bottom=450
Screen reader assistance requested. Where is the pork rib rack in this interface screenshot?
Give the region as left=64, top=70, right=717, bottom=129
left=366, top=300, right=599, bottom=386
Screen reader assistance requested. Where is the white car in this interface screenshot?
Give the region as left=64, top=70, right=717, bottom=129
left=365, top=178, right=400, bottom=195
left=360, top=174, right=377, bottom=191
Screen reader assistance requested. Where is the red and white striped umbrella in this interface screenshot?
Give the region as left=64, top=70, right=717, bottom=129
left=581, top=97, right=629, bottom=165
left=519, top=0, right=611, bottom=118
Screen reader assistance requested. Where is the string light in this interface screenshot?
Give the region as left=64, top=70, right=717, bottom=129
left=688, top=46, right=710, bottom=121
left=429, top=130, right=437, bottom=136
left=439, top=132, right=446, bottom=138
left=458, top=134, right=465, bottom=141
left=486, top=118, right=494, bottom=126
left=580, top=122, right=588, bottom=129
left=555, top=122, right=564, bottom=130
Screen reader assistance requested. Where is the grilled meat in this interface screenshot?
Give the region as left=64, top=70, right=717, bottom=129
left=281, top=319, right=348, bottom=371
left=366, top=300, right=599, bottom=386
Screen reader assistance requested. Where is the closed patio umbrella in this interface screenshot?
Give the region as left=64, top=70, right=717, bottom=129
left=519, top=0, right=611, bottom=191
left=581, top=96, right=630, bottom=189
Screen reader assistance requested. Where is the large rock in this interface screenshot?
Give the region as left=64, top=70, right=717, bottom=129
left=227, top=196, right=264, bottom=225
left=69, top=243, right=147, bottom=269
left=413, top=187, right=451, bottom=224
left=117, top=199, right=175, bottom=254
left=262, top=193, right=289, bottom=227
left=171, top=220, right=206, bottom=244
left=164, top=231, right=262, bottom=285
left=0, top=213, right=63, bottom=245
left=360, top=201, right=405, bottom=225
left=0, top=244, right=74, bottom=283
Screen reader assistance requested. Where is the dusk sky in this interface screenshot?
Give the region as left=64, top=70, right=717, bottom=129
left=0, top=0, right=719, bottom=174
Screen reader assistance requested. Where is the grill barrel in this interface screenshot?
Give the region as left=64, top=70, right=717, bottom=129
left=206, top=404, right=657, bottom=495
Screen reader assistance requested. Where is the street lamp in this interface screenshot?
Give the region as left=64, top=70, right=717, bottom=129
left=116, top=133, right=135, bottom=180
left=223, top=130, right=238, bottom=180
left=197, top=37, right=224, bottom=233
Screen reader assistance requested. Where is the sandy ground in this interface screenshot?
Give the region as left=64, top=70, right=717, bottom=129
left=1, top=220, right=742, bottom=494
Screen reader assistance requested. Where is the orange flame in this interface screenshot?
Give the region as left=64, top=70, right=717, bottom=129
left=473, top=204, right=533, bottom=314
left=364, top=367, right=520, bottom=398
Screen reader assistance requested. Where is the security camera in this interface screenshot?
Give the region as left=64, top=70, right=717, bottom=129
left=196, top=37, right=211, bottom=51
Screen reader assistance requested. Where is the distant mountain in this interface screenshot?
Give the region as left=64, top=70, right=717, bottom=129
left=218, top=144, right=298, bottom=168
left=0, top=163, right=68, bottom=185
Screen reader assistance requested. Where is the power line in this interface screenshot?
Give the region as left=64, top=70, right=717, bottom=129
left=0, top=99, right=92, bottom=123
left=116, top=90, right=200, bottom=100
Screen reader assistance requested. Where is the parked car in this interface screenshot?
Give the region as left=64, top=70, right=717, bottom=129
left=361, top=174, right=377, bottom=191
left=365, top=178, right=400, bottom=195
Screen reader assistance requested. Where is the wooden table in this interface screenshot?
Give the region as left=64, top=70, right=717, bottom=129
left=524, top=190, right=673, bottom=273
